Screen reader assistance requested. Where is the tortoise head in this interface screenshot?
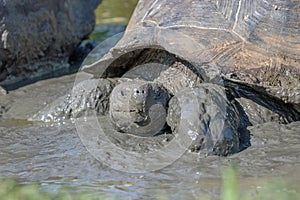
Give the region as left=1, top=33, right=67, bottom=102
left=109, top=80, right=170, bottom=136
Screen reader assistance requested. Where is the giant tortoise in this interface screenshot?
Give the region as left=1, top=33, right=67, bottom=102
left=36, top=0, right=300, bottom=156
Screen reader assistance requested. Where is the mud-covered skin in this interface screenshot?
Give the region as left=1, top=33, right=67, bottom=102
left=109, top=80, right=170, bottom=137
left=32, top=79, right=116, bottom=122
left=154, top=61, right=203, bottom=95
left=167, top=84, right=250, bottom=156
left=107, top=63, right=249, bottom=155
left=108, top=61, right=204, bottom=137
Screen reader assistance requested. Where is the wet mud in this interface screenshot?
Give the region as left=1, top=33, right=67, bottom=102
left=0, top=72, right=300, bottom=199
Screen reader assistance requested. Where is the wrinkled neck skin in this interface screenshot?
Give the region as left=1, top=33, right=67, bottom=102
left=109, top=80, right=169, bottom=137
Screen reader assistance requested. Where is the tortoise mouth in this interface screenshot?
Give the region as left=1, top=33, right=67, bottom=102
left=114, top=108, right=149, bottom=123
left=109, top=101, right=168, bottom=136
left=135, top=115, right=151, bottom=126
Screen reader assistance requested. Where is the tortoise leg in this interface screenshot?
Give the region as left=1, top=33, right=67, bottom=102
left=32, top=78, right=115, bottom=121
left=109, top=80, right=170, bottom=137
left=167, top=83, right=250, bottom=156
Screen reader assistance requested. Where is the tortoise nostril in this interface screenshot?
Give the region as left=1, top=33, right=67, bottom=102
left=142, top=90, right=145, bottom=94
left=134, top=89, right=140, bottom=94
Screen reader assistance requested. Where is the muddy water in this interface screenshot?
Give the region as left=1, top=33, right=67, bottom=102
left=1, top=0, right=300, bottom=199
left=0, top=110, right=300, bottom=199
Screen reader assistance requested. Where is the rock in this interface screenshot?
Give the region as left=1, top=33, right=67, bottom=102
left=0, top=0, right=101, bottom=84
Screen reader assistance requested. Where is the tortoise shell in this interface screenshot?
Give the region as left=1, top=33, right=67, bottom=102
left=82, top=0, right=300, bottom=121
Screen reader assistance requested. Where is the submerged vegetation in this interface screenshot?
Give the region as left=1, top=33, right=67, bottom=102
left=222, top=164, right=300, bottom=200
left=1, top=164, right=299, bottom=200
left=0, top=178, right=112, bottom=200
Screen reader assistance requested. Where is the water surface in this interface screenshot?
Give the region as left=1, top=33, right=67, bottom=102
left=1, top=117, right=300, bottom=199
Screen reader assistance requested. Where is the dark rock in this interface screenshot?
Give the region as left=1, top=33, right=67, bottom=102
left=0, top=0, right=101, bottom=85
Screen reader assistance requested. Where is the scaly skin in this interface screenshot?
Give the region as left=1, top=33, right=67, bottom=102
left=154, top=61, right=203, bottom=95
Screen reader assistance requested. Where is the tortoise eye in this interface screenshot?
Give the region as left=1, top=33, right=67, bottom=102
left=121, top=91, right=125, bottom=96
left=156, top=91, right=161, bottom=97
left=155, top=88, right=161, bottom=95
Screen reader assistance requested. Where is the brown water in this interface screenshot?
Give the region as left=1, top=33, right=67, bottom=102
left=1, top=113, right=300, bottom=199
left=1, top=0, right=300, bottom=199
